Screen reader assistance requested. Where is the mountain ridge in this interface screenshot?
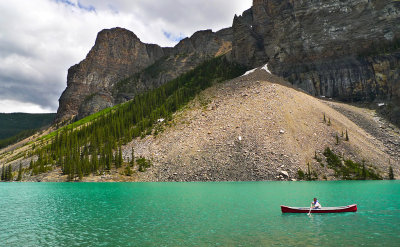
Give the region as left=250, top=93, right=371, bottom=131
left=55, top=27, right=233, bottom=122
left=56, top=0, right=400, bottom=126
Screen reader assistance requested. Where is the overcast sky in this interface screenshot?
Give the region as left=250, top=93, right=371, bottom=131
left=0, top=0, right=252, bottom=113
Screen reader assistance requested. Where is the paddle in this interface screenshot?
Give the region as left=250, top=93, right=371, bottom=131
left=307, top=204, right=312, bottom=216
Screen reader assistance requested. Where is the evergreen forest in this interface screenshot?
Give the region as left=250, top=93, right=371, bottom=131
left=13, top=56, right=246, bottom=181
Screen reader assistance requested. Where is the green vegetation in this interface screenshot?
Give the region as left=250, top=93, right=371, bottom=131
left=137, top=157, right=152, bottom=172
left=0, top=113, right=55, bottom=140
left=26, top=56, right=246, bottom=180
left=0, top=129, right=37, bottom=149
left=345, top=129, right=349, bottom=141
left=297, top=169, right=305, bottom=180
left=297, top=162, right=318, bottom=181
left=40, top=105, right=118, bottom=141
left=1, top=164, right=14, bottom=181
left=17, top=163, right=22, bottom=181
left=322, top=147, right=382, bottom=180
left=0, top=113, right=55, bottom=148
left=389, top=166, right=394, bottom=180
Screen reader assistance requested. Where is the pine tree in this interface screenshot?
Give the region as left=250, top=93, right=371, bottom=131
left=17, top=163, right=22, bottom=181
left=131, top=148, right=135, bottom=167
left=91, top=152, right=99, bottom=175
left=345, top=129, right=349, bottom=141
left=78, top=166, right=83, bottom=180
left=362, top=164, right=367, bottom=180
left=323, top=113, right=326, bottom=123
left=328, top=118, right=331, bottom=126
left=125, top=165, right=132, bottom=176
left=336, top=133, right=339, bottom=145
left=307, top=162, right=311, bottom=181
left=117, top=146, right=123, bottom=168
left=1, top=165, right=5, bottom=181
left=389, top=166, right=394, bottom=180
left=7, top=165, right=13, bottom=181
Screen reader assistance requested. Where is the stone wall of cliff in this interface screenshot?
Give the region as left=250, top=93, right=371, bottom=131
left=56, top=0, right=400, bottom=124
left=232, top=0, right=400, bottom=104
left=56, top=27, right=233, bottom=122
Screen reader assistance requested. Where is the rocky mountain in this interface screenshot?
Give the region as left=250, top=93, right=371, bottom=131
left=55, top=27, right=232, bottom=122
left=232, top=0, right=400, bottom=123
left=56, top=0, right=400, bottom=125
left=125, top=69, right=398, bottom=182
left=5, top=67, right=398, bottom=182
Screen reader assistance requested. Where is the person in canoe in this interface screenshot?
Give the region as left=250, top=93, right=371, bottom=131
left=311, top=198, right=322, bottom=209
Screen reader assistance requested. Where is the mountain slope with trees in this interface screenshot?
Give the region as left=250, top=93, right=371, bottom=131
left=1, top=65, right=398, bottom=182
left=0, top=113, right=55, bottom=149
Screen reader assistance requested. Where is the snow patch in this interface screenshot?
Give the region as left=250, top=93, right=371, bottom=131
left=262, top=63, right=272, bottom=74
left=242, top=68, right=257, bottom=76
left=378, top=103, right=385, bottom=107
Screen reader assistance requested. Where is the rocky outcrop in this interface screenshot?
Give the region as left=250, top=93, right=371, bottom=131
left=56, top=0, right=400, bottom=124
left=113, top=28, right=233, bottom=104
left=56, top=27, right=233, bottom=122
left=232, top=0, right=400, bottom=105
left=56, top=28, right=165, bottom=122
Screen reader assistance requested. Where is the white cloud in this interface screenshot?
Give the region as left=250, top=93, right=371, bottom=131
left=0, top=99, right=53, bottom=113
left=0, top=0, right=252, bottom=113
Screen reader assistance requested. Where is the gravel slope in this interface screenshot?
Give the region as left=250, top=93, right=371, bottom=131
left=2, top=67, right=398, bottom=181
left=126, top=68, right=398, bottom=181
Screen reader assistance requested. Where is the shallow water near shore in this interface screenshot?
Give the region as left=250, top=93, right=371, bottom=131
left=1, top=181, right=399, bottom=246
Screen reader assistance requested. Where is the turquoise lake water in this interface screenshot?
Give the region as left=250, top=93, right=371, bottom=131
left=0, top=181, right=399, bottom=246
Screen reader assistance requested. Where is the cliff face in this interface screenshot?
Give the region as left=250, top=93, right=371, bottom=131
left=56, top=28, right=165, bottom=122
left=56, top=27, right=232, bottom=122
left=56, top=0, right=400, bottom=123
left=232, top=0, right=400, bottom=104
left=112, top=28, right=233, bottom=105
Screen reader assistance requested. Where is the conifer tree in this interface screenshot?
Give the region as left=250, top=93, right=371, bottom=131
left=7, top=165, right=13, bottom=181
left=91, top=151, right=99, bottom=175
left=1, top=165, right=5, bottom=181
left=307, top=162, right=311, bottom=181
left=389, top=166, right=394, bottom=180
left=361, top=164, right=367, bottom=180
left=17, top=163, right=22, bottom=181
left=78, top=166, right=83, bottom=180
left=125, top=165, right=132, bottom=176
left=117, top=146, right=123, bottom=168
left=345, top=129, right=349, bottom=141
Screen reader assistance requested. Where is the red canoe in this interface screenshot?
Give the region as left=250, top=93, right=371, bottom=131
left=281, top=204, right=357, bottom=213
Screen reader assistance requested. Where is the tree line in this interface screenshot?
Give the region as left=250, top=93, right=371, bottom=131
left=26, top=56, right=246, bottom=180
